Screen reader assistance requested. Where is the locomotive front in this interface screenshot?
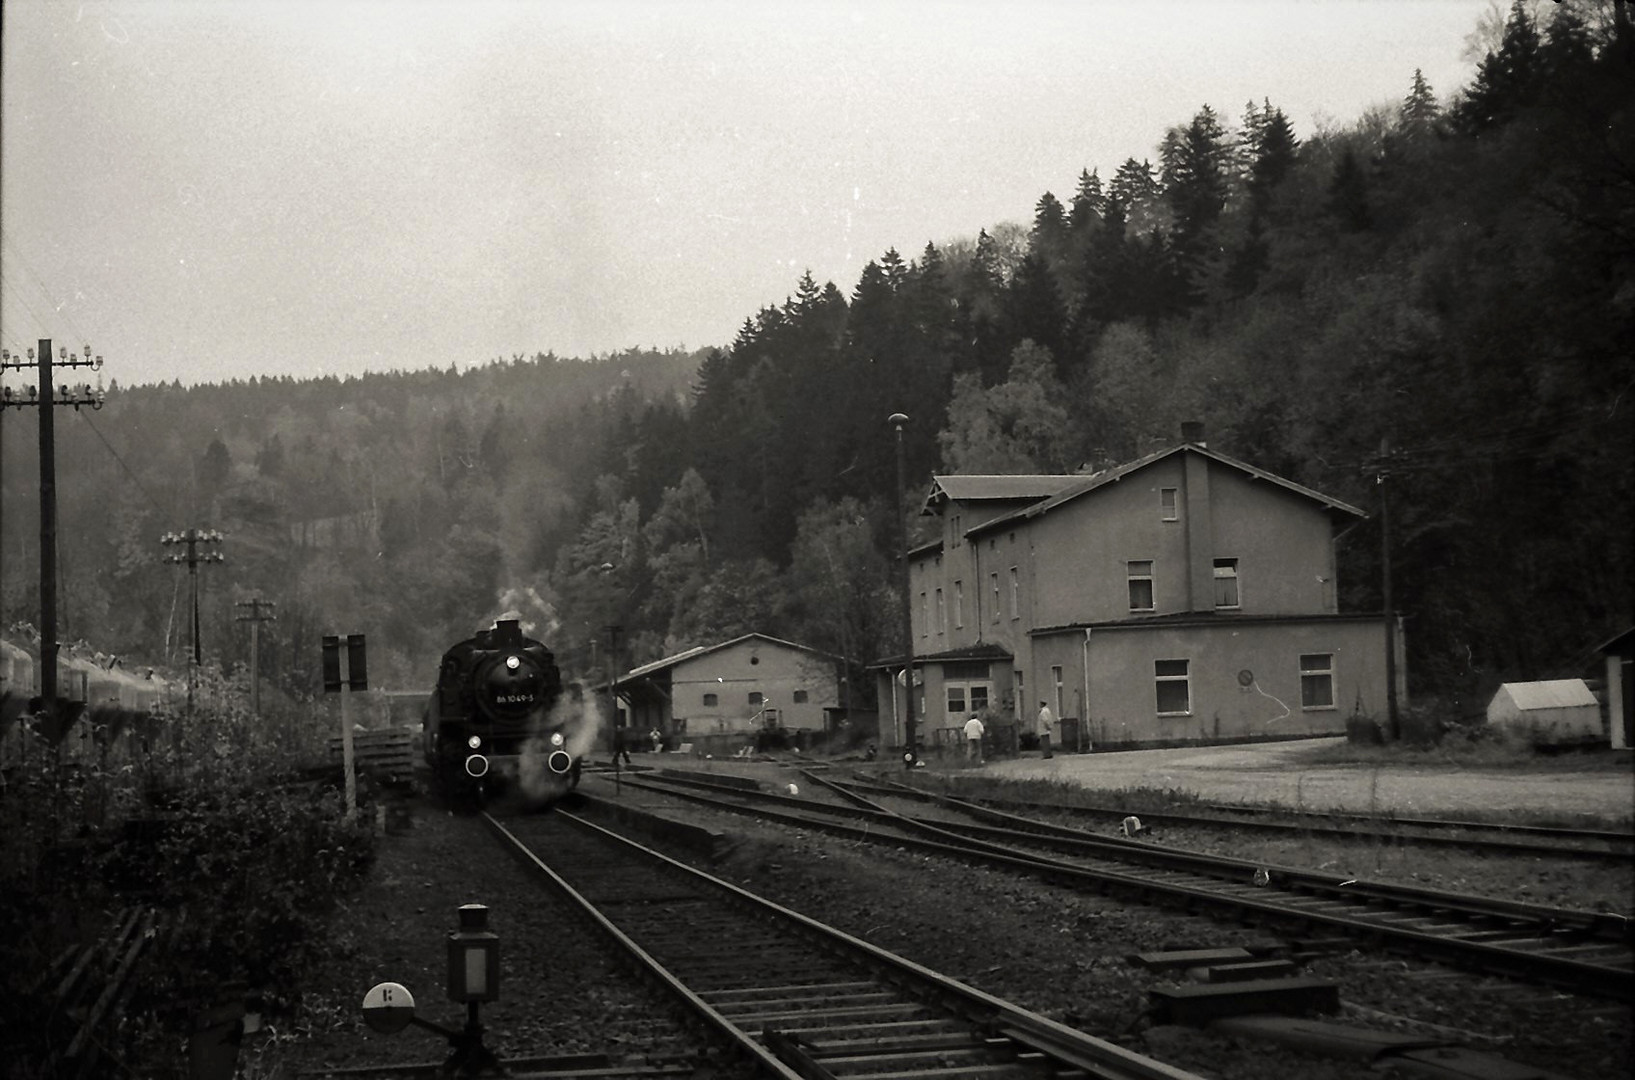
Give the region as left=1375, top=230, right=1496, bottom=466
left=424, top=618, right=576, bottom=802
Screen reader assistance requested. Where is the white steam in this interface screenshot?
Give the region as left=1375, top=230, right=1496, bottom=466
left=493, top=586, right=560, bottom=642
left=516, top=692, right=604, bottom=802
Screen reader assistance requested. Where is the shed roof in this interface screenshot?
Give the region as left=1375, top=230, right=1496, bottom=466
left=621, top=633, right=835, bottom=682
left=1494, top=679, right=1598, bottom=711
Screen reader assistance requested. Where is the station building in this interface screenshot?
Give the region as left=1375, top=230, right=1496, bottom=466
left=872, top=427, right=1401, bottom=752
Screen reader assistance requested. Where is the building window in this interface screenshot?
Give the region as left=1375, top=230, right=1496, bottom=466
left=990, top=572, right=1000, bottom=623
left=921, top=591, right=930, bottom=638
left=748, top=691, right=763, bottom=705
left=935, top=588, right=946, bottom=634
left=1128, top=560, right=1154, bottom=611
left=1008, top=567, right=1020, bottom=618
left=1155, top=659, right=1190, bottom=715
left=954, top=580, right=964, bottom=627
left=951, top=513, right=962, bottom=546
left=1051, top=665, right=1063, bottom=714
left=1214, top=558, right=1240, bottom=609
left=946, top=684, right=966, bottom=718
left=702, top=693, right=718, bottom=707
left=1301, top=654, right=1335, bottom=709
left=793, top=689, right=809, bottom=704
left=1160, top=487, right=1178, bottom=521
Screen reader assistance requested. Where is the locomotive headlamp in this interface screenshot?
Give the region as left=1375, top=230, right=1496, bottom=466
left=467, top=735, right=482, bottom=749
left=550, top=732, right=564, bottom=748
left=505, top=655, right=520, bottom=671
left=447, top=904, right=499, bottom=1003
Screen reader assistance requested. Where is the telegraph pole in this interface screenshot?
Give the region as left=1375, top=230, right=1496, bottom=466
left=235, top=597, right=277, bottom=715
left=0, top=339, right=104, bottom=740
left=162, top=529, right=225, bottom=712
left=889, top=413, right=917, bottom=759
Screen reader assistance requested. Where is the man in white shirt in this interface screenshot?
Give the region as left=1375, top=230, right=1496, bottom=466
left=962, top=713, right=985, bottom=762
left=1037, top=700, right=1054, bottom=759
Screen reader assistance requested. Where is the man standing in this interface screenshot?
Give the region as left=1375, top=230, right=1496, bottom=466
left=1037, top=700, right=1055, bottom=759
left=963, top=712, right=985, bottom=763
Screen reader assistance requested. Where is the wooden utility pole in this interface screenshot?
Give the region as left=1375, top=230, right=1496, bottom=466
left=235, top=597, right=277, bottom=715
left=0, top=339, right=103, bottom=740
left=162, top=529, right=225, bottom=713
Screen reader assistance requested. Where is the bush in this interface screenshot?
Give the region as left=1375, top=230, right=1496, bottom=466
left=0, top=664, right=377, bottom=1076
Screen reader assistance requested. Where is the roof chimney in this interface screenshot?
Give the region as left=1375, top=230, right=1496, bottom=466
left=1180, top=421, right=1206, bottom=447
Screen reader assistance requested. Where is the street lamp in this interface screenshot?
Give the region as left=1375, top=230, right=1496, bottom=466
left=889, top=412, right=917, bottom=760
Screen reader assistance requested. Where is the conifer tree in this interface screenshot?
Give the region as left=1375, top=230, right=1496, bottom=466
left=1458, top=0, right=1542, bottom=132
left=1399, top=68, right=1440, bottom=137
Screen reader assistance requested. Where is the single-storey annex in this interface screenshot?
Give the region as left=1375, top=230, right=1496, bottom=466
left=614, top=633, right=842, bottom=752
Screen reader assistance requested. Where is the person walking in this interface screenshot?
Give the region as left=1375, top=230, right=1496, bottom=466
left=611, top=724, right=632, bottom=766
left=1037, top=700, right=1054, bottom=759
left=963, top=712, right=986, bottom=763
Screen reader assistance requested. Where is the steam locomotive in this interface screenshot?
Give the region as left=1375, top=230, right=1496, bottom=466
left=422, top=618, right=583, bottom=804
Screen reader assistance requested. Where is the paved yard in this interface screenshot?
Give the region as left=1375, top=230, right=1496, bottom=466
left=981, top=737, right=1635, bottom=820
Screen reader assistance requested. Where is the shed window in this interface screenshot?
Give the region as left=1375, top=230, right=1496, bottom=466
left=702, top=693, right=718, bottom=707
left=793, top=690, right=808, bottom=703
left=748, top=692, right=763, bottom=705
left=1160, top=488, right=1178, bottom=521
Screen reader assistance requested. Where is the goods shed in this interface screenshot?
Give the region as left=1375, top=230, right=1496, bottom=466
left=1486, top=679, right=1601, bottom=745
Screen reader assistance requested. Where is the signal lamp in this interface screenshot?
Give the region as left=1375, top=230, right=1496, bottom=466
left=446, top=904, right=499, bottom=1003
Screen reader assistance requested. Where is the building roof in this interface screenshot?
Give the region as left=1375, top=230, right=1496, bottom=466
left=964, top=443, right=1367, bottom=539
left=1493, top=679, right=1598, bottom=711
left=923, top=475, right=1078, bottom=513
left=619, top=633, right=835, bottom=683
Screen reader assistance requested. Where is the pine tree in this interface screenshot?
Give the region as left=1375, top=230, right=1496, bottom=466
left=1068, top=168, right=1106, bottom=234
left=1248, top=106, right=1299, bottom=211
left=1030, top=191, right=1069, bottom=263
left=1328, top=148, right=1372, bottom=232
left=1457, top=0, right=1543, bottom=132
left=1399, top=68, right=1440, bottom=138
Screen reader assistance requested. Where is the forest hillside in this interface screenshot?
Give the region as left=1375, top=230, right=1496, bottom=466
left=2, top=0, right=1629, bottom=717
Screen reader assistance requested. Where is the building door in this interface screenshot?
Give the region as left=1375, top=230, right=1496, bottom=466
left=945, top=681, right=991, bottom=724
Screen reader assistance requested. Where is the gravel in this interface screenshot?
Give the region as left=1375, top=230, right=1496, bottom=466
left=269, top=771, right=1632, bottom=1080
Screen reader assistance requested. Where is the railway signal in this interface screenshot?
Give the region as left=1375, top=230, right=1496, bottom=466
left=323, top=633, right=368, bottom=822
left=361, top=905, right=503, bottom=1075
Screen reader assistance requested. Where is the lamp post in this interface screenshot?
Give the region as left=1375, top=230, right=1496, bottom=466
left=889, top=413, right=917, bottom=760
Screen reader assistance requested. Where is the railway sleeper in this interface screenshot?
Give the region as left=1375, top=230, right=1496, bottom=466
left=701, top=979, right=879, bottom=1003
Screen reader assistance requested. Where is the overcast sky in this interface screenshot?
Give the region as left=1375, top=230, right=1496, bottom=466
left=1, top=0, right=1492, bottom=387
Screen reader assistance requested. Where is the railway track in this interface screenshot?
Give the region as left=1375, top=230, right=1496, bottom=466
left=867, top=774, right=1635, bottom=862
left=609, top=769, right=1635, bottom=1001
left=484, top=807, right=1206, bottom=1080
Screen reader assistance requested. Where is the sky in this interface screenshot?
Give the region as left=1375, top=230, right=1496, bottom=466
left=1, top=0, right=1495, bottom=388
